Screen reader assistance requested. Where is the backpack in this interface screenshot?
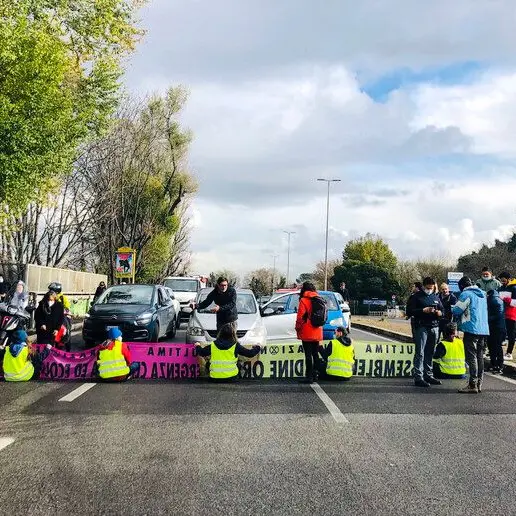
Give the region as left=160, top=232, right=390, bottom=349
left=309, top=296, right=328, bottom=327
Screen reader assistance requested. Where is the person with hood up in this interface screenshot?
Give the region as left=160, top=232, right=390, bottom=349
left=34, top=290, right=66, bottom=345
left=498, top=271, right=516, bottom=361
left=318, top=326, right=354, bottom=380
left=476, top=266, right=502, bottom=293
left=2, top=330, right=50, bottom=381
left=93, top=281, right=107, bottom=304
left=9, top=280, right=29, bottom=311
left=405, top=277, right=444, bottom=388
left=195, top=323, right=261, bottom=381
left=296, top=281, right=324, bottom=384
left=452, top=276, right=490, bottom=393
left=486, top=289, right=506, bottom=374
left=96, top=327, right=139, bottom=381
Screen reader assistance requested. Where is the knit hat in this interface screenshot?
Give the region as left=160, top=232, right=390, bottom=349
left=12, top=329, right=28, bottom=344
left=107, top=327, right=122, bottom=340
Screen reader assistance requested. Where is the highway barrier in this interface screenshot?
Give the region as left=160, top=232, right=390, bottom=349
left=0, top=340, right=415, bottom=380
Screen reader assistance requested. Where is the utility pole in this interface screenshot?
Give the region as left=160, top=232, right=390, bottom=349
left=271, top=254, right=279, bottom=294
left=317, top=178, right=341, bottom=290
left=283, top=230, right=296, bottom=287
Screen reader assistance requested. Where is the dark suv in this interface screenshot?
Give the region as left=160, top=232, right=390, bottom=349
left=82, top=284, right=178, bottom=345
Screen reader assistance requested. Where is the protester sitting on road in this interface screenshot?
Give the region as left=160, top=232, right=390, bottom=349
left=476, top=266, right=501, bottom=293
left=486, top=289, right=506, bottom=374
left=96, top=327, right=139, bottom=381
left=438, top=283, right=457, bottom=339
left=195, top=323, right=261, bottom=381
left=406, top=277, right=444, bottom=388
left=2, top=330, right=50, bottom=381
left=452, top=276, right=490, bottom=394
left=296, top=281, right=324, bottom=384
left=498, top=271, right=516, bottom=361
left=432, top=323, right=466, bottom=379
left=318, top=326, right=354, bottom=381
left=192, top=276, right=238, bottom=331
left=35, top=290, right=66, bottom=345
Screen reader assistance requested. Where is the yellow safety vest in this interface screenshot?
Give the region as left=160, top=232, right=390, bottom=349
left=433, top=338, right=466, bottom=376
left=326, top=339, right=354, bottom=378
left=210, top=342, right=238, bottom=379
left=3, top=346, right=34, bottom=382
left=97, top=340, right=130, bottom=379
left=57, top=293, right=71, bottom=311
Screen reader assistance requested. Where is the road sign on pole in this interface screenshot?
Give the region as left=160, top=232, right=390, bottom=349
left=447, top=272, right=463, bottom=293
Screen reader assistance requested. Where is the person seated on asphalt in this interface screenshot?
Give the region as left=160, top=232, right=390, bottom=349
left=96, top=327, right=139, bottom=381
left=2, top=330, right=50, bottom=382
left=195, top=322, right=261, bottom=382
left=432, top=323, right=466, bottom=380
left=35, top=290, right=66, bottom=345
left=318, top=326, right=354, bottom=381
left=406, top=276, right=444, bottom=388
left=452, top=276, right=490, bottom=394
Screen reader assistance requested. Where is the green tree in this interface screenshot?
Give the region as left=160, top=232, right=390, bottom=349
left=0, top=1, right=143, bottom=212
left=209, top=270, right=240, bottom=288
left=343, top=233, right=398, bottom=271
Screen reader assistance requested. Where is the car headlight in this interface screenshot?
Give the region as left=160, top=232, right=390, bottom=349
left=136, top=312, right=153, bottom=326
left=187, top=326, right=204, bottom=336
left=329, top=317, right=344, bottom=327
left=84, top=313, right=90, bottom=318
left=247, top=325, right=265, bottom=338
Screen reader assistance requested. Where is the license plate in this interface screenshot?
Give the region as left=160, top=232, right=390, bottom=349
left=106, top=325, right=119, bottom=331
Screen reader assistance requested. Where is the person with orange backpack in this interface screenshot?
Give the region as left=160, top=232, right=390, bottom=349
left=295, top=282, right=326, bottom=384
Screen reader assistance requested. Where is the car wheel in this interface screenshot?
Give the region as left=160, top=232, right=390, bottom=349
left=167, top=317, right=177, bottom=338
left=149, top=322, right=159, bottom=343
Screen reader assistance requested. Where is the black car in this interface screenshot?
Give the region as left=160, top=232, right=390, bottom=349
left=82, top=284, right=178, bottom=345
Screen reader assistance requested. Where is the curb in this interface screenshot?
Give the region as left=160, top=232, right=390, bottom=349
left=353, top=320, right=516, bottom=374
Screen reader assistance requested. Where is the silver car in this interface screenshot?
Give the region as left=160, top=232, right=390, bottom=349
left=186, top=288, right=267, bottom=347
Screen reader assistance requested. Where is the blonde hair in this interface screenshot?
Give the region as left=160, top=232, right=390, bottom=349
left=440, top=283, right=449, bottom=289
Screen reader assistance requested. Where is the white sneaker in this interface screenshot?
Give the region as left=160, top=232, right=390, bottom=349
left=504, top=353, right=513, bottom=361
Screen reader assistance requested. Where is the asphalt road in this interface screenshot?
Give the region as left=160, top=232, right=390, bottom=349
left=2, top=326, right=516, bottom=515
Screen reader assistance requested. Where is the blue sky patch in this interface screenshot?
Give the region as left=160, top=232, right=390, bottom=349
left=361, top=61, right=486, bottom=102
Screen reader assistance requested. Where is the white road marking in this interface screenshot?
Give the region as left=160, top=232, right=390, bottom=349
left=0, top=437, right=15, bottom=451
left=486, top=373, right=516, bottom=386
left=58, top=383, right=97, bottom=402
left=311, top=383, right=349, bottom=424
left=352, top=327, right=398, bottom=342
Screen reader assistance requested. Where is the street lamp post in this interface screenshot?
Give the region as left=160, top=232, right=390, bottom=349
left=271, top=254, right=279, bottom=294
left=283, top=230, right=296, bottom=286
left=317, top=178, right=341, bottom=290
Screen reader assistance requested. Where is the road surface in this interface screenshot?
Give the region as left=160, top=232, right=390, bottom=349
left=1, top=326, right=516, bottom=515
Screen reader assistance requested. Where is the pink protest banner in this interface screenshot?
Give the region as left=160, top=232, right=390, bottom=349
left=0, top=343, right=200, bottom=381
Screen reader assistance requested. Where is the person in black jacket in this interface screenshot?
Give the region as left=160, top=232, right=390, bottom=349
left=438, top=283, right=457, bottom=339
left=406, top=277, right=444, bottom=388
left=193, top=277, right=238, bottom=330
left=487, top=289, right=506, bottom=373
left=34, top=290, right=66, bottom=345
left=338, top=282, right=350, bottom=303
left=406, top=282, right=423, bottom=337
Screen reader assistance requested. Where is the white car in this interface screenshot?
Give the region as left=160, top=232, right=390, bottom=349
left=164, top=287, right=182, bottom=329
left=186, top=288, right=267, bottom=347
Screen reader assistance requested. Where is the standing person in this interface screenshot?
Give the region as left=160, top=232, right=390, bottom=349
left=0, top=274, right=8, bottom=301
left=295, top=282, right=325, bottom=384
left=452, top=276, right=490, bottom=393
left=438, top=283, right=457, bottom=339
left=406, top=277, right=444, bottom=388
left=93, top=281, right=107, bottom=304
left=195, top=323, right=260, bottom=381
left=34, top=291, right=66, bottom=345
left=193, top=277, right=238, bottom=331
left=498, top=271, right=516, bottom=361
left=476, top=266, right=501, bottom=293
left=338, top=282, right=350, bottom=303
left=406, top=282, right=423, bottom=338
left=486, top=289, right=506, bottom=374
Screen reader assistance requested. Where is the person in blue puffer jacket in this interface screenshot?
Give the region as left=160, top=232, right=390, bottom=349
left=452, top=276, right=490, bottom=394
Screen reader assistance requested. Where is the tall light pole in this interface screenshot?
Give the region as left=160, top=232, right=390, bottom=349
left=283, top=230, right=296, bottom=286
left=317, top=178, right=341, bottom=290
left=271, top=254, right=279, bottom=294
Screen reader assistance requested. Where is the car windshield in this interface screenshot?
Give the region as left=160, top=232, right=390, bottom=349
left=197, top=292, right=257, bottom=314
left=96, top=285, right=154, bottom=305
left=164, top=279, right=198, bottom=292
left=321, top=293, right=338, bottom=310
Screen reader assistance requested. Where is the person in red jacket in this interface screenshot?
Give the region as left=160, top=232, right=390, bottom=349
left=295, top=282, right=324, bottom=384
left=498, top=271, right=516, bottom=360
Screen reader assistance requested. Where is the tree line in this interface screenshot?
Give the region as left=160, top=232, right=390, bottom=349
left=0, top=1, right=197, bottom=283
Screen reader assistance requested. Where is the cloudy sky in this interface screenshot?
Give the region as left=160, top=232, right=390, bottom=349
left=124, top=0, right=516, bottom=280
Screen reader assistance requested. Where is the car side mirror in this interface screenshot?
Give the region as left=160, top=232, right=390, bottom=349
left=262, top=307, right=275, bottom=316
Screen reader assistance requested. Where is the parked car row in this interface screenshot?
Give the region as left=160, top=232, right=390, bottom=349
left=82, top=284, right=351, bottom=345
